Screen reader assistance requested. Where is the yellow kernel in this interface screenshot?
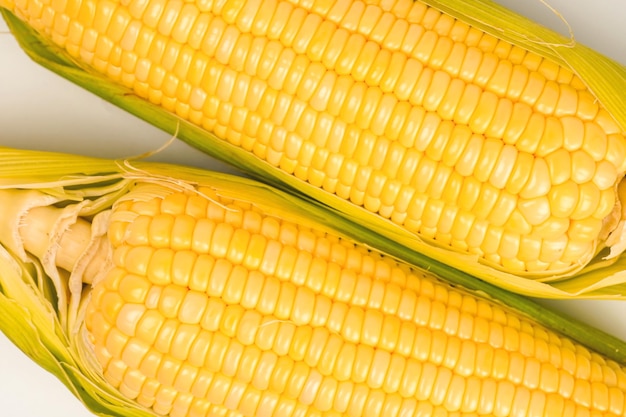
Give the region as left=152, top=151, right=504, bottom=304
left=554, top=84, right=579, bottom=117
left=592, top=161, right=621, bottom=190
left=518, top=196, right=552, bottom=226
left=487, top=145, right=517, bottom=189
left=539, top=235, right=568, bottom=262
left=384, top=17, right=410, bottom=50
left=472, top=183, right=500, bottom=221
left=520, top=71, right=546, bottom=106
left=568, top=218, right=602, bottom=243
left=433, top=77, right=464, bottom=121
left=543, top=148, right=573, bottom=185
left=474, top=92, right=504, bottom=136
left=322, top=27, right=350, bottom=69
left=453, top=84, right=481, bottom=125
left=484, top=98, right=513, bottom=139
left=474, top=138, right=503, bottom=183
left=395, top=58, right=423, bottom=101
left=371, top=94, right=398, bottom=136
left=577, top=90, right=600, bottom=120
left=547, top=181, right=579, bottom=218
left=454, top=135, right=483, bottom=177
left=503, top=102, right=533, bottom=145
left=505, top=63, right=529, bottom=100
left=516, top=113, right=545, bottom=154
left=519, top=157, right=550, bottom=199
left=356, top=87, right=384, bottom=130
left=413, top=29, right=439, bottom=63
left=535, top=117, right=563, bottom=158
left=593, top=188, right=616, bottom=220
left=534, top=80, right=560, bottom=115
left=423, top=71, right=451, bottom=112
left=458, top=45, right=482, bottom=82
left=606, top=134, right=626, bottom=173
left=571, top=150, right=597, bottom=184
left=560, top=116, right=585, bottom=152
left=582, top=122, right=608, bottom=162
left=480, top=225, right=503, bottom=256
left=410, top=66, right=436, bottom=107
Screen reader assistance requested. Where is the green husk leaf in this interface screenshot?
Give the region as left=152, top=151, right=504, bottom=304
left=4, top=2, right=626, bottom=299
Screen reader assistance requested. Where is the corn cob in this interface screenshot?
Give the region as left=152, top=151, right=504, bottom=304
left=2, top=0, right=626, bottom=297
left=1, top=147, right=626, bottom=417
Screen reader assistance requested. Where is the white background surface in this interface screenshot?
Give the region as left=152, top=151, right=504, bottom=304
left=1, top=1, right=626, bottom=415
